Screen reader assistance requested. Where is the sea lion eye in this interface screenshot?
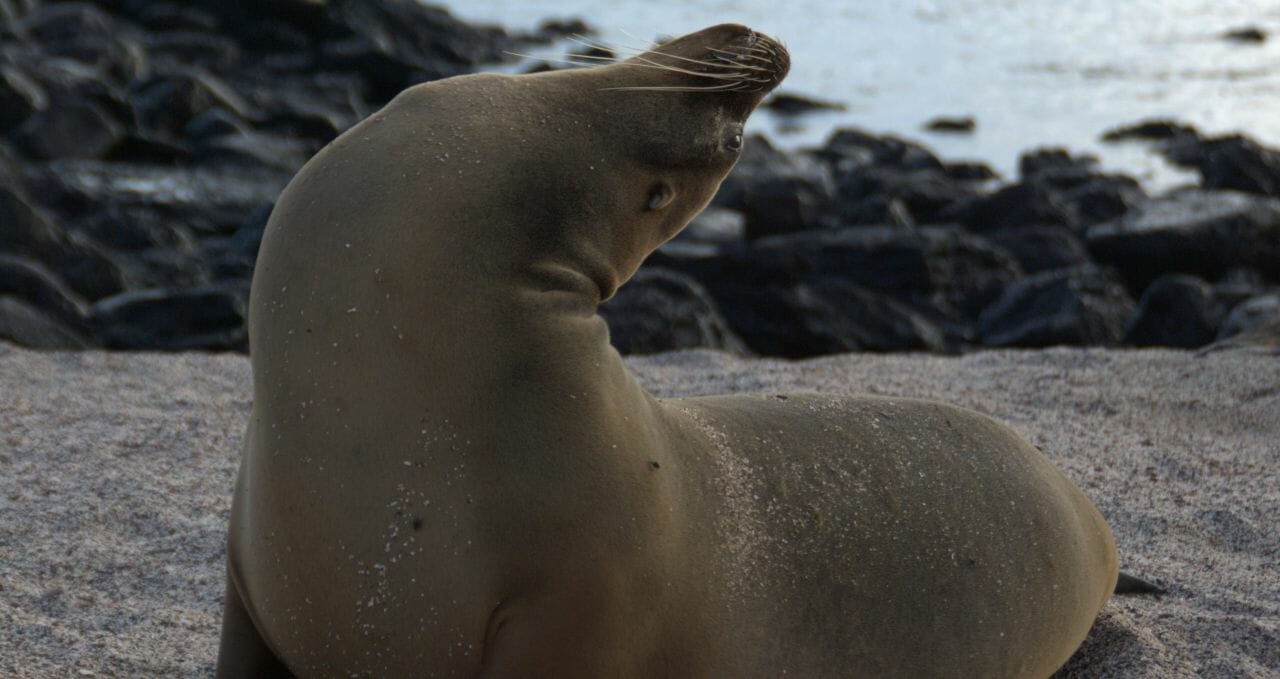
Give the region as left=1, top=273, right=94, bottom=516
left=724, top=129, right=744, bottom=153
left=646, top=182, right=675, bottom=210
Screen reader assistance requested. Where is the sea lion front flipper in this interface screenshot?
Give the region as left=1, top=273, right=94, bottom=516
left=1114, top=571, right=1166, bottom=596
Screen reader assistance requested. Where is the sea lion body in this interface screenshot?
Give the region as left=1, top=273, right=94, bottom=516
left=218, top=24, right=1117, bottom=678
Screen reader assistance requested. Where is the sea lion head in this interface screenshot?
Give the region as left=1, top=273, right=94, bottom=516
left=472, top=23, right=790, bottom=301
left=565, top=24, right=790, bottom=295
left=258, top=25, right=788, bottom=310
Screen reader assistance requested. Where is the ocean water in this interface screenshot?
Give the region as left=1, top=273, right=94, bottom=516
left=436, top=0, right=1280, bottom=186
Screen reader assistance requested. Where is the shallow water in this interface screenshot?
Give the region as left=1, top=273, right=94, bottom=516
left=437, top=0, right=1280, bottom=187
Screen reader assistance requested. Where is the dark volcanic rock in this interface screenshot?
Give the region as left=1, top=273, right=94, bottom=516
left=131, top=71, right=254, bottom=138
left=949, top=180, right=1081, bottom=233
left=786, top=280, right=947, bottom=354
left=763, top=92, right=846, bottom=115
left=838, top=166, right=979, bottom=226
left=10, top=99, right=125, bottom=160
left=1123, top=275, right=1225, bottom=348
left=942, top=161, right=999, bottom=182
left=924, top=116, right=975, bottom=134
left=29, top=161, right=289, bottom=235
left=0, top=253, right=89, bottom=323
left=50, top=232, right=128, bottom=302
left=1222, top=26, right=1267, bottom=44
left=1019, top=148, right=1096, bottom=178
left=988, top=226, right=1092, bottom=275
left=977, top=266, right=1135, bottom=348
left=0, top=184, right=64, bottom=259
left=663, top=225, right=1019, bottom=354
left=1060, top=173, right=1145, bottom=225
left=657, top=275, right=946, bottom=358
left=599, top=267, right=745, bottom=355
left=1016, top=150, right=1146, bottom=226
left=0, top=295, right=92, bottom=349
left=90, top=286, right=246, bottom=350
left=1101, top=120, right=1200, bottom=143
left=1190, top=135, right=1280, bottom=198
left=716, top=136, right=835, bottom=240
left=1213, top=268, right=1269, bottom=312
left=819, top=127, right=945, bottom=173
left=1218, top=293, right=1280, bottom=341
left=74, top=205, right=197, bottom=252
left=0, top=64, right=48, bottom=132
left=1086, top=190, right=1280, bottom=291
left=673, top=207, right=744, bottom=245
left=14, top=2, right=150, bottom=84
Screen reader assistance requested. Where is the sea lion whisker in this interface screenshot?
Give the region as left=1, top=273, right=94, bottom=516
left=617, top=28, right=661, bottom=49
left=567, top=34, right=646, bottom=57
left=638, top=49, right=767, bottom=72
left=708, top=47, right=775, bottom=66
left=618, top=62, right=752, bottom=80
left=705, top=47, right=774, bottom=69
left=504, top=51, right=603, bottom=68
left=602, top=82, right=749, bottom=92
left=631, top=57, right=753, bottom=81
left=564, top=53, right=624, bottom=64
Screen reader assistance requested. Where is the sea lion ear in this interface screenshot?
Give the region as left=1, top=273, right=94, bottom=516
left=645, top=181, right=676, bottom=210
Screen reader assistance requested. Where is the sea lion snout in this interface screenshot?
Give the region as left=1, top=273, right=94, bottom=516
left=636, top=23, right=790, bottom=98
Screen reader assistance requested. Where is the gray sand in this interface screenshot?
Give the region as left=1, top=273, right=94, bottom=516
left=1, top=341, right=1277, bottom=677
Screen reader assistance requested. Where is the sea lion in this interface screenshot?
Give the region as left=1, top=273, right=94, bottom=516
left=217, top=23, right=1118, bottom=678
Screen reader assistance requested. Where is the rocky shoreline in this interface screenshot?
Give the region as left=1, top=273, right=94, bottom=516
left=2, top=0, right=1279, bottom=356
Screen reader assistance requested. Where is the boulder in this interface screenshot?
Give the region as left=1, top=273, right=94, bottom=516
left=662, top=276, right=946, bottom=358
left=1101, top=120, right=1200, bottom=143
left=90, top=286, right=246, bottom=351
left=73, top=204, right=198, bottom=252
left=818, top=127, right=945, bottom=173
left=837, top=166, right=978, bottom=226
left=672, top=206, right=744, bottom=245
left=1123, top=275, right=1225, bottom=348
left=0, top=253, right=90, bottom=323
left=27, top=161, right=289, bottom=235
left=716, top=136, right=835, bottom=240
left=941, top=161, right=999, bottom=183
left=924, top=116, right=975, bottom=134
left=1019, top=148, right=1097, bottom=179
left=977, top=266, right=1135, bottom=347
left=1222, top=26, right=1267, bottom=44
left=0, top=64, right=48, bottom=133
left=9, top=99, right=124, bottom=160
left=762, top=92, right=845, bottom=114
left=784, top=280, right=947, bottom=354
left=1086, top=189, right=1280, bottom=291
left=130, top=71, right=255, bottom=138
left=1218, top=293, right=1280, bottom=341
left=0, top=184, right=64, bottom=260
left=599, top=267, right=746, bottom=355
left=14, top=2, right=150, bottom=84
left=988, top=226, right=1092, bottom=275
left=948, top=180, right=1081, bottom=233
left=1193, top=135, right=1280, bottom=198
left=660, top=225, right=1019, bottom=354
left=0, top=295, right=93, bottom=349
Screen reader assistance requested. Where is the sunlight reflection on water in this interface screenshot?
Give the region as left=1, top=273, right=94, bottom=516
left=438, top=0, right=1280, bottom=188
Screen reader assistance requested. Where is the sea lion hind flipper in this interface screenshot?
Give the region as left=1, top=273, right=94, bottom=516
left=215, top=568, right=295, bottom=678
left=1113, top=571, right=1165, bottom=596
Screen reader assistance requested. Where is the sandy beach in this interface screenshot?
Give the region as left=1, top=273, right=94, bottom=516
left=1, top=341, right=1276, bottom=677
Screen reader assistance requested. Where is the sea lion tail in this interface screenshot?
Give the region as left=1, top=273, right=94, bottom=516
left=1114, top=571, right=1165, bottom=595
